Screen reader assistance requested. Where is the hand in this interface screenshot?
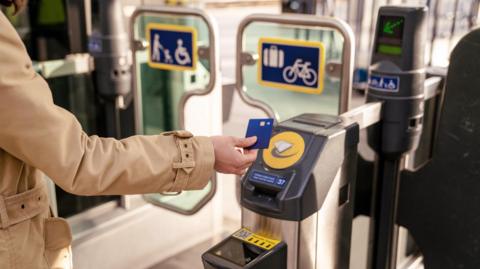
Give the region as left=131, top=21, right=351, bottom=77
left=211, top=136, right=258, bottom=175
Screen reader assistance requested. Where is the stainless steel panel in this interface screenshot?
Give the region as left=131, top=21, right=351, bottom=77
left=241, top=164, right=353, bottom=268
left=315, top=167, right=351, bottom=269
left=242, top=208, right=320, bottom=269
left=242, top=207, right=300, bottom=269
left=299, top=214, right=317, bottom=269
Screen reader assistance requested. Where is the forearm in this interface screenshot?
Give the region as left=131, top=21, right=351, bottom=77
left=0, top=12, right=215, bottom=195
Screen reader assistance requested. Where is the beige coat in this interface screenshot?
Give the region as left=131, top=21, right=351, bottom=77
left=0, top=11, right=215, bottom=269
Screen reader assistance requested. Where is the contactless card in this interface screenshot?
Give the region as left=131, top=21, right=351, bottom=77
left=245, top=118, right=274, bottom=149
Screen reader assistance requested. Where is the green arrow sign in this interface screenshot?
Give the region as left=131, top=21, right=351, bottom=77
left=383, top=19, right=403, bottom=34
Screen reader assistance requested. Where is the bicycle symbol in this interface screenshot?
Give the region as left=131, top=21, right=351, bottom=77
left=282, top=59, right=318, bottom=86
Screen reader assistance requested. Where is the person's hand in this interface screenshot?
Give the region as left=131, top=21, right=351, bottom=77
left=211, top=136, right=258, bottom=175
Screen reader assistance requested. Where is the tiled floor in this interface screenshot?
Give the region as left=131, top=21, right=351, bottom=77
left=148, top=239, right=213, bottom=269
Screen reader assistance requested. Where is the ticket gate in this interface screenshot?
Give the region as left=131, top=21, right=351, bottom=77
left=203, top=5, right=442, bottom=269
left=203, top=11, right=358, bottom=269
left=203, top=113, right=361, bottom=268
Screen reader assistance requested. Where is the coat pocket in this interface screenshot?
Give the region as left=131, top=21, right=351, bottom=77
left=44, top=217, right=73, bottom=269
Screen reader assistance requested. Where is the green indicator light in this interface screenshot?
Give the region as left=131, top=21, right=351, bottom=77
left=383, top=19, right=403, bottom=34
left=378, top=44, right=402, bottom=55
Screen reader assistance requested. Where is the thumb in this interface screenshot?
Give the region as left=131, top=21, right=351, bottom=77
left=234, top=136, right=257, bottom=148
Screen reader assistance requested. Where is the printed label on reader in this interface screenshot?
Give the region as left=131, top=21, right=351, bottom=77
left=249, top=171, right=289, bottom=189
left=232, top=228, right=280, bottom=250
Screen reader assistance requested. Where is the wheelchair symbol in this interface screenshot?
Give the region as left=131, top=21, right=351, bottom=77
left=175, top=39, right=191, bottom=65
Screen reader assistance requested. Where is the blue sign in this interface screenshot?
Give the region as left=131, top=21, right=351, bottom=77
left=147, top=23, right=197, bottom=71
left=249, top=171, right=288, bottom=189
left=258, top=38, right=325, bottom=94
left=368, top=74, right=400, bottom=92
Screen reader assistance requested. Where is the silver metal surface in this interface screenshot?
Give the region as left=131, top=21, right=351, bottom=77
left=423, top=76, right=443, bottom=100
left=240, top=51, right=259, bottom=65
left=129, top=6, right=218, bottom=133
left=235, top=13, right=355, bottom=118
left=340, top=101, right=383, bottom=130
left=242, top=207, right=301, bottom=269
left=198, top=46, right=210, bottom=59
left=241, top=127, right=355, bottom=268
left=325, top=61, right=343, bottom=78
left=314, top=167, right=350, bottom=269
left=241, top=163, right=352, bottom=269
left=34, top=53, right=93, bottom=78
left=133, top=39, right=148, bottom=50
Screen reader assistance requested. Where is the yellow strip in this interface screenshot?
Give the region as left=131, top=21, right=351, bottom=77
left=232, top=228, right=280, bottom=250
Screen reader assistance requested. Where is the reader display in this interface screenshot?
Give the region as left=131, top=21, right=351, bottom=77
left=248, top=170, right=289, bottom=191
left=376, top=15, right=405, bottom=56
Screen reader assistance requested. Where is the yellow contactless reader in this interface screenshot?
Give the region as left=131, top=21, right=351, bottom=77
left=263, top=131, right=305, bottom=170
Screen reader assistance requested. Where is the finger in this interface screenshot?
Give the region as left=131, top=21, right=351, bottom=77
left=238, top=162, right=253, bottom=171
left=242, top=149, right=258, bottom=164
left=233, top=168, right=247, bottom=176
left=234, top=136, right=257, bottom=148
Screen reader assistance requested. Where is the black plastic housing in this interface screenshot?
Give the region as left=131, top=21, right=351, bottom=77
left=367, top=6, right=428, bottom=158
left=202, top=236, right=287, bottom=269
left=241, top=114, right=359, bottom=221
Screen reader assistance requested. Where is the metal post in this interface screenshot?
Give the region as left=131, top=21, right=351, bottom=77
left=369, top=157, right=402, bottom=269
left=90, top=0, right=133, bottom=138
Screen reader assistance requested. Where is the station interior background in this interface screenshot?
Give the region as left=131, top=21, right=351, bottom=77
left=1, top=0, right=480, bottom=268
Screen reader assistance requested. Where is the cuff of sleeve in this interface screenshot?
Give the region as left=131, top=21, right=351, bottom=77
left=184, top=136, right=215, bottom=190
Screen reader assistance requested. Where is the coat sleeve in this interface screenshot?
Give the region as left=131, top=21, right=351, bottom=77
left=0, top=12, right=215, bottom=195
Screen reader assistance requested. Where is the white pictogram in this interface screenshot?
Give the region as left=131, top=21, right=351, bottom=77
left=175, top=39, right=191, bottom=65
left=263, top=45, right=285, bottom=68
left=152, top=34, right=164, bottom=62
left=274, top=140, right=293, bottom=153
left=387, top=79, right=397, bottom=89
left=282, top=59, right=318, bottom=86
left=164, top=49, right=173, bottom=64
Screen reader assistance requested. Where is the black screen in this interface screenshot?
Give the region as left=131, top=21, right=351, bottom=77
left=376, top=15, right=405, bottom=56
left=211, top=237, right=264, bottom=266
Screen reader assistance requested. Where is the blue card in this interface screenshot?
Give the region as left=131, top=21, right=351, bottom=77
left=245, top=118, right=274, bottom=149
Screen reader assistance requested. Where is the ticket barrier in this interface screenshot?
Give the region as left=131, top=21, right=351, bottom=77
left=203, top=113, right=363, bottom=269
left=201, top=10, right=358, bottom=269
left=202, top=5, right=444, bottom=269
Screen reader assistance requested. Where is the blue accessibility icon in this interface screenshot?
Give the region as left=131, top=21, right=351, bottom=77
left=258, top=38, right=325, bottom=94
left=368, top=74, right=400, bottom=92
left=147, top=23, right=197, bottom=71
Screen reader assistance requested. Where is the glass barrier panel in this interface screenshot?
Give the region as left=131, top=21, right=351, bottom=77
left=133, top=13, right=212, bottom=133
left=132, top=11, right=215, bottom=214
left=241, top=21, right=346, bottom=120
